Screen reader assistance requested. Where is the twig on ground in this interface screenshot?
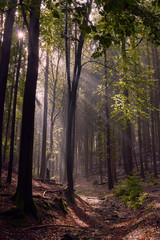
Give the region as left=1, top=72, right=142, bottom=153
left=22, top=224, right=75, bottom=231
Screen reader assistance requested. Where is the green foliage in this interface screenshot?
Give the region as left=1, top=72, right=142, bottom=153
left=110, top=42, right=154, bottom=126
left=40, top=4, right=64, bottom=49
left=114, top=173, right=150, bottom=209
left=93, top=0, right=160, bottom=60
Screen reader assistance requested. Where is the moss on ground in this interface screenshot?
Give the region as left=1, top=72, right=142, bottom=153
left=40, top=197, right=68, bottom=214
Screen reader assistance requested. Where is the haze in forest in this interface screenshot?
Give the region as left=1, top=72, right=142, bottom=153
left=0, top=0, right=160, bottom=223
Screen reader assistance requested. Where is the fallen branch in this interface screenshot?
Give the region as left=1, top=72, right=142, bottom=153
left=22, top=224, right=75, bottom=231
left=43, top=189, right=66, bottom=197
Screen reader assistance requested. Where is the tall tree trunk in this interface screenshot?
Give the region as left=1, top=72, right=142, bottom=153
left=47, top=53, right=61, bottom=171
left=122, top=39, right=133, bottom=175
left=152, top=46, right=160, bottom=166
left=138, top=116, right=145, bottom=178
left=7, top=39, right=23, bottom=183
left=84, top=105, right=89, bottom=180
left=40, top=52, right=49, bottom=179
left=2, top=70, right=15, bottom=164
left=142, top=119, right=149, bottom=170
left=147, top=43, right=158, bottom=178
left=65, top=0, right=92, bottom=202
left=0, top=0, right=16, bottom=186
left=37, top=132, right=41, bottom=177
left=104, top=50, right=113, bottom=189
left=122, top=129, right=127, bottom=173
left=0, top=13, right=4, bottom=49
left=14, top=0, right=41, bottom=218
left=150, top=88, right=158, bottom=178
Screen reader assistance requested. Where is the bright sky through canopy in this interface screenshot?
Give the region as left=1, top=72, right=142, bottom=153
left=17, top=30, right=25, bottom=39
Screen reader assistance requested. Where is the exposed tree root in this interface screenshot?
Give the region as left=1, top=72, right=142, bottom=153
left=43, top=189, right=66, bottom=197
left=22, top=223, right=76, bottom=231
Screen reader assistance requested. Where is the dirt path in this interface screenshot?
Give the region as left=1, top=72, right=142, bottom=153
left=74, top=175, right=160, bottom=239
left=0, top=171, right=160, bottom=239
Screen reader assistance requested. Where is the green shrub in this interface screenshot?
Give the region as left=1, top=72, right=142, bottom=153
left=114, top=173, right=149, bottom=209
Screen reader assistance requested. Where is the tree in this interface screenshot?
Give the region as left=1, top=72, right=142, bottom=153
left=13, top=0, right=42, bottom=218
left=121, top=39, right=133, bottom=175
left=65, top=0, right=93, bottom=202
left=40, top=51, right=49, bottom=179
left=104, top=50, right=113, bottom=189
left=0, top=0, right=16, bottom=186
left=7, top=34, right=23, bottom=183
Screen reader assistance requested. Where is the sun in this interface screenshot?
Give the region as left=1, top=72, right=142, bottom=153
left=17, top=30, right=25, bottom=39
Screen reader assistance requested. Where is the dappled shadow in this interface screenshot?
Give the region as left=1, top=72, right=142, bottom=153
left=75, top=194, right=92, bottom=208
left=122, top=214, right=160, bottom=239
left=68, top=195, right=97, bottom=228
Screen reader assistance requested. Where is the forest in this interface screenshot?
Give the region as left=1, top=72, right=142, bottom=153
left=0, top=0, right=160, bottom=239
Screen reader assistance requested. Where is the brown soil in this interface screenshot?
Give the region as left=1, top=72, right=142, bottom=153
left=0, top=171, right=160, bottom=240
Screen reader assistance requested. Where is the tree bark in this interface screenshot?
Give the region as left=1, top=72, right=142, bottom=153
left=2, top=70, right=15, bottom=164
left=65, top=1, right=93, bottom=202
left=0, top=0, right=16, bottom=186
left=7, top=39, right=23, bottom=183
left=14, top=0, right=41, bottom=218
left=40, top=52, right=49, bottom=179
left=104, top=49, right=113, bottom=189
left=122, top=39, right=133, bottom=175
left=138, top=116, right=144, bottom=178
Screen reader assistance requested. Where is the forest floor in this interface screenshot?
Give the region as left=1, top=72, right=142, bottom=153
left=0, top=170, right=160, bottom=240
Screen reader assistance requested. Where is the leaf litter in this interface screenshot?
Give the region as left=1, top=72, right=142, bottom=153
left=0, top=171, right=159, bottom=240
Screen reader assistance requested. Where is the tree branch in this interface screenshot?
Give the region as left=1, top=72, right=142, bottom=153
left=19, top=0, right=29, bottom=30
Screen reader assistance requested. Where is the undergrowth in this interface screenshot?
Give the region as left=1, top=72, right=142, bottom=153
left=114, top=173, right=150, bottom=209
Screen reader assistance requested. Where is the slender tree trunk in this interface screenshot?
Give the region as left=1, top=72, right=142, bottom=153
left=2, top=70, right=15, bottom=164
left=14, top=1, right=41, bottom=218
left=40, top=52, right=49, bottom=179
left=0, top=1, right=16, bottom=186
left=84, top=106, right=89, bottom=180
left=122, top=39, right=133, bottom=175
left=142, top=119, right=149, bottom=170
left=47, top=53, right=61, bottom=171
left=122, top=129, right=127, bottom=173
left=104, top=50, right=113, bottom=189
left=89, top=124, right=94, bottom=173
left=7, top=39, right=23, bottom=183
left=65, top=0, right=92, bottom=202
left=147, top=43, right=158, bottom=178
left=0, top=13, right=4, bottom=49
left=150, top=89, right=158, bottom=178
left=138, top=116, right=145, bottom=178
left=152, top=46, right=160, bottom=165
left=37, top=132, right=41, bottom=177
